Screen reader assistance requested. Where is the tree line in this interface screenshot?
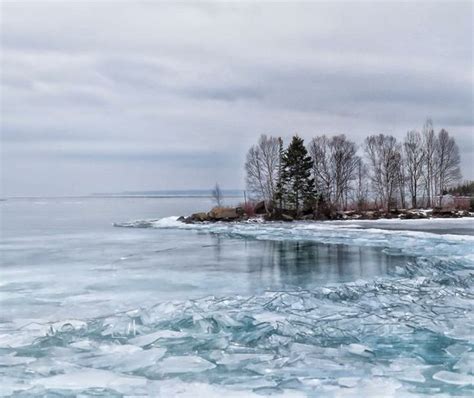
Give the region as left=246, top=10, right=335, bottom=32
left=245, top=120, right=462, bottom=215
left=447, top=181, right=474, bottom=196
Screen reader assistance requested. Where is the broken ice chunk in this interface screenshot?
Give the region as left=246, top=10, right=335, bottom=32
left=32, top=368, right=147, bottom=393
left=128, top=330, right=186, bottom=347
left=77, top=345, right=166, bottom=373
left=155, top=356, right=215, bottom=374
left=216, top=352, right=274, bottom=367
left=453, top=352, right=474, bottom=374
left=98, top=343, right=142, bottom=355
left=444, top=343, right=471, bottom=358
left=444, top=323, right=474, bottom=343
left=212, top=313, right=243, bottom=327
left=338, top=377, right=360, bottom=388
left=346, top=344, right=375, bottom=358
left=69, top=339, right=94, bottom=350
left=433, top=371, right=474, bottom=386
left=0, top=376, right=31, bottom=396
left=386, top=357, right=428, bottom=384
left=0, top=353, right=36, bottom=366
left=397, top=370, right=426, bottom=384
left=253, top=312, right=287, bottom=326
left=0, top=329, right=47, bottom=348
left=51, top=320, right=87, bottom=333
left=114, top=348, right=167, bottom=373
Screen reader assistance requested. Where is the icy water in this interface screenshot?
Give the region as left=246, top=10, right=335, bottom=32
left=0, top=197, right=473, bottom=397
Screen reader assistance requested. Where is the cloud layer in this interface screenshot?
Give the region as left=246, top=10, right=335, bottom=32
left=1, top=1, right=472, bottom=196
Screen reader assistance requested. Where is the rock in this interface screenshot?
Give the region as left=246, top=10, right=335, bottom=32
left=336, top=211, right=345, bottom=219
left=281, top=214, right=294, bottom=222
left=301, top=214, right=314, bottom=221
left=176, top=216, right=185, bottom=222
left=344, top=211, right=357, bottom=218
left=254, top=201, right=267, bottom=215
left=208, top=207, right=240, bottom=221
left=190, top=212, right=209, bottom=222
left=433, top=208, right=459, bottom=218
left=263, top=212, right=277, bottom=221
left=401, top=210, right=427, bottom=219
left=360, top=210, right=381, bottom=220
left=363, top=211, right=373, bottom=219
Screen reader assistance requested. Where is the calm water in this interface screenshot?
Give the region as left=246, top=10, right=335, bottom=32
left=0, top=197, right=473, bottom=397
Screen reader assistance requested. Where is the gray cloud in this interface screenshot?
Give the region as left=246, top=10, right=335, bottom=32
left=1, top=1, right=472, bottom=196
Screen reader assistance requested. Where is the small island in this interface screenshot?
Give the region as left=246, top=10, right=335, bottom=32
left=182, top=123, right=473, bottom=223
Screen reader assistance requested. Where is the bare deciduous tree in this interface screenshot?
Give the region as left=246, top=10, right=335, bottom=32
left=245, top=146, right=265, bottom=199
left=211, top=182, right=223, bottom=207
left=308, top=136, right=332, bottom=202
left=422, top=119, right=436, bottom=207
left=329, top=135, right=359, bottom=209
left=396, top=151, right=406, bottom=209
left=309, top=135, right=358, bottom=210
left=353, top=157, right=369, bottom=210
left=403, top=130, right=425, bottom=208
left=435, top=129, right=461, bottom=206
left=364, top=134, right=402, bottom=210
left=244, top=134, right=280, bottom=201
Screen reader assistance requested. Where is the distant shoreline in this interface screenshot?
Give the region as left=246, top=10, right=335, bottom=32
left=0, top=194, right=244, bottom=200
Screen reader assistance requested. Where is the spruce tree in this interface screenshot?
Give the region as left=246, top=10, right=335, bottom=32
left=274, top=137, right=285, bottom=210
left=279, top=135, right=316, bottom=215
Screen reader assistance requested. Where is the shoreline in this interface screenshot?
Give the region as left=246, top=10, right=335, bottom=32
left=180, top=206, right=473, bottom=224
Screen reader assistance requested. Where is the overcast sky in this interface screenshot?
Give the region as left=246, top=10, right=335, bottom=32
left=1, top=1, right=472, bottom=196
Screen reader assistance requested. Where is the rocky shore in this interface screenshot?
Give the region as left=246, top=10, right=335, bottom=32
left=178, top=206, right=245, bottom=223
left=179, top=201, right=473, bottom=224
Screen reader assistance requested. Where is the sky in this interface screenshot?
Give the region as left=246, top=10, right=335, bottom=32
left=1, top=0, right=473, bottom=196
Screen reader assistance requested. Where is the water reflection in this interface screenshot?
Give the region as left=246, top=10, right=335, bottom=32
left=204, top=237, right=411, bottom=291
left=0, top=227, right=414, bottom=321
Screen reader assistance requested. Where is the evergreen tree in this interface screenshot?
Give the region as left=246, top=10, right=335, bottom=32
left=274, top=137, right=285, bottom=209
left=278, top=135, right=316, bottom=215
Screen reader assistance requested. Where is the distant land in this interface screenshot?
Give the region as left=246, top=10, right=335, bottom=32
left=0, top=190, right=245, bottom=200
left=91, top=189, right=245, bottom=198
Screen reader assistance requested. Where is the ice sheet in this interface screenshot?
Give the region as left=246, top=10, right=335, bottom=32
left=2, top=214, right=473, bottom=396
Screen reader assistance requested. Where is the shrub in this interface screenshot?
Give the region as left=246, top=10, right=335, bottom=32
left=453, top=197, right=470, bottom=210
left=240, top=201, right=256, bottom=217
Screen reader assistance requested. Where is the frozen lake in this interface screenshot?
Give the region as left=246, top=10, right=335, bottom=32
left=1, top=197, right=473, bottom=397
